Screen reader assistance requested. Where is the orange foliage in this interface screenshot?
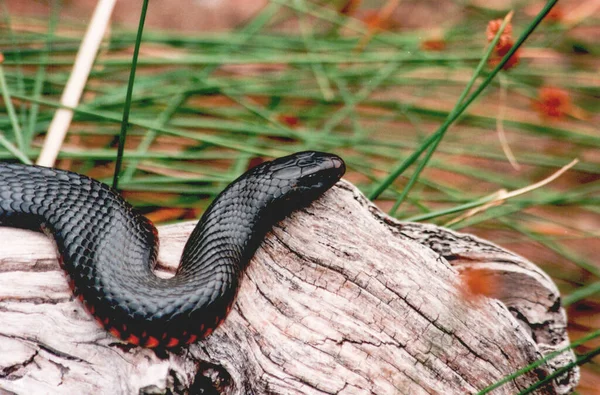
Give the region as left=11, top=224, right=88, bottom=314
left=421, top=38, right=446, bottom=51
left=459, top=268, right=499, bottom=301
left=146, top=208, right=193, bottom=223
left=359, top=9, right=394, bottom=31
left=278, top=114, right=300, bottom=127
left=340, top=0, right=362, bottom=16
left=544, top=5, right=564, bottom=23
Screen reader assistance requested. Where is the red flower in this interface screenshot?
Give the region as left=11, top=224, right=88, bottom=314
left=534, top=87, right=571, bottom=119
left=486, top=19, right=513, bottom=42
left=486, top=18, right=520, bottom=70
left=489, top=37, right=521, bottom=70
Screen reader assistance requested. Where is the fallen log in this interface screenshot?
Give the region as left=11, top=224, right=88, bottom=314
left=0, top=180, right=579, bottom=394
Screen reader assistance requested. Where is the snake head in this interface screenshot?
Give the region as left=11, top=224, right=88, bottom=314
left=268, top=151, right=345, bottom=197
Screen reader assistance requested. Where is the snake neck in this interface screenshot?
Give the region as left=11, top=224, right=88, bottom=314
left=178, top=168, right=292, bottom=277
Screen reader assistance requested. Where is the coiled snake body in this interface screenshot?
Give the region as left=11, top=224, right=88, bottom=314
left=0, top=151, right=345, bottom=348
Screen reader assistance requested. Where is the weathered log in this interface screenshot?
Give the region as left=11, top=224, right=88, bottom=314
left=0, top=180, right=579, bottom=394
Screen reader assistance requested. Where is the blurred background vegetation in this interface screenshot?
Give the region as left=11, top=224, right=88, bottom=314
left=0, top=0, right=598, bottom=392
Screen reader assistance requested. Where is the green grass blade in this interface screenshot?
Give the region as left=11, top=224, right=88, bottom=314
left=0, top=65, right=25, bottom=150
left=478, top=329, right=600, bottom=394
left=0, top=132, right=32, bottom=164
left=112, top=0, right=149, bottom=189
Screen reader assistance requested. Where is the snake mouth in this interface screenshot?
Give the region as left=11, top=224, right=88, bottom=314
left=304, top=152, right=345, bottom=183
left=331, top=156, right=344, bottom=170
left=329, top=156, right=345, bottom=177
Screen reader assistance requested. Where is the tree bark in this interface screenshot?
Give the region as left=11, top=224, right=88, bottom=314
left=0, top=180, right=579, bottom=394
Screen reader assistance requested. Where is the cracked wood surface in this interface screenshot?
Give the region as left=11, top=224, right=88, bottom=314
left=0, top=180, right=579, bottom=394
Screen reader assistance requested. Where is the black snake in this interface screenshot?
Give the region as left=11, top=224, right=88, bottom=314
left=0, top=151, right=345, bottom=348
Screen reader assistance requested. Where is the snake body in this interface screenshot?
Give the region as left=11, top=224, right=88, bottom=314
left=0, top=151, right=345, bottom=348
